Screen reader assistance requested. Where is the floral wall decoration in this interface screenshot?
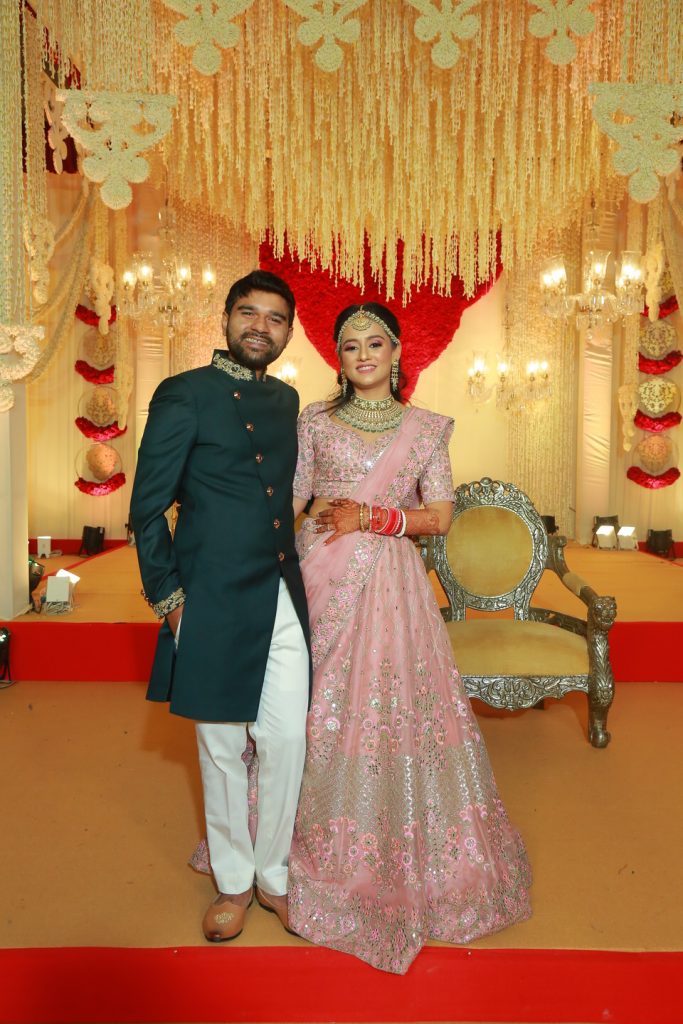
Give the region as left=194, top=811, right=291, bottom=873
left=76, top=385, right=127, bottom=441
left=405, top=0, right=481, bottom=70
left=638, top=319, right=682, bottom=375
left=86, top=258, right=115, bottom=335
left=161, top=0, right=257, bottom=75
left=75, top=442, right=126, bottom=495
left=43, top=76, right=70, bottom=174
left=590, top=84, right=683, bottom=204
left=24, top=217, right=56, bottom=306
left=74, top=316, right=117, bottom=384
left=527, top=0, right=595, bottom=66
left=0, top=325, right=44, bottom=413
left=283, top=0, right=368, bottom=72
left=628, top=303, right=682, bottom=490
left=57, top=90, right=176, bottom=210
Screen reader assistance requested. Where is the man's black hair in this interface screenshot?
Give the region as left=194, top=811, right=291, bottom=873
left=224, top=270, right=296, bottom=325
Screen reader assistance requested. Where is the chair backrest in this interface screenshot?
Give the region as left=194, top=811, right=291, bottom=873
left=432, top=478, right=549, bottom=620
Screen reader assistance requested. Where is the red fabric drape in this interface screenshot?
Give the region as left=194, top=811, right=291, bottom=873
left=74, top=361, right=115, bottom=384
left=626, top=466, right=681, bottom=489
left=74, top=472, right=126, bottom=496
left=259, top=237, right=501, bottom=398
left=643, top=294, right=679, bottom=319
left=75, top=417, right=127, bottom=441
left=634, top=411, right=682, bottom=432
left=638, top=351, right=682, bottom=375
left=75, top=304, right=117, bottom=327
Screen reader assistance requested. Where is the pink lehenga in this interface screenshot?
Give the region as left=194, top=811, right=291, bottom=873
left=286, top=404, right=532, bottom=974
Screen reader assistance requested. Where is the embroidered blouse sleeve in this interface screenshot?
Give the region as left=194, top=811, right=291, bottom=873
left=419, top=419, right=455, bottom=505
left=293, top=403, right=320, bottom=501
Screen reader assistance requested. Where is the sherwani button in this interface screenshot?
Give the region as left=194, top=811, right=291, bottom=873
left=255, top=453, right=263, bottom=463
left=246, top=422, right=254, bottom=431
left=274, top=519, right=281, bottom=528
left=233, top=391, right=241, bottom=399
left=266, top=486, right=274, bottom=496
left=278, top=552, right=285, bottom=562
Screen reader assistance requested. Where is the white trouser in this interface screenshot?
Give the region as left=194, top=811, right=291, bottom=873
left=195, top=578, right=309, bottom=897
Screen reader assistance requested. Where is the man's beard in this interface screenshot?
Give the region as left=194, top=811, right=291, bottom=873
left=227, top=331, right=277, bottom=370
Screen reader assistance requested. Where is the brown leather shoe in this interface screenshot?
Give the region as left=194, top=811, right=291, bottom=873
left=254, top=885, right=297, bottom=935
left=202, top=891, right=253, bottom=942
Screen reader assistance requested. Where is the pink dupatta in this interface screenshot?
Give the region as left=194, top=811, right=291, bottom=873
left=298, top=407, right=449, bottom=668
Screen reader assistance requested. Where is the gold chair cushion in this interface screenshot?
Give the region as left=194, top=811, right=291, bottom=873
left=446, top=619, right=589, bottom=677
left=446, top=506, right=533, bottom=597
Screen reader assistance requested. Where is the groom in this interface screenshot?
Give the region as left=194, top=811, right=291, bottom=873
left=131, top=269, right=310, bottom=941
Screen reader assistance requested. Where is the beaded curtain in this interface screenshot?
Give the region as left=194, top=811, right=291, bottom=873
left=28, top=1, right=682, bottom=302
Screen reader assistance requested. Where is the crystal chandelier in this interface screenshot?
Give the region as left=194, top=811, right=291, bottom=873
left=539, top=248, right=643, bottom=338
left=117, top=205, right=219, bottom=337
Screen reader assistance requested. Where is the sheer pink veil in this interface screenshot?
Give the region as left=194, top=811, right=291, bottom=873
left=298, top=408, right=425, bottom=665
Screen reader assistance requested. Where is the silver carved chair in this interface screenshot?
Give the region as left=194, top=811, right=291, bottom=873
left=422, top=478, right=617, bottom=747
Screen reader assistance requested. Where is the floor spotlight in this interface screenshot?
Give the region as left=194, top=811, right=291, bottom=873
left=595, top=525, right=617, bottom=549
left=45, top=569, right=81, bottom=612
left=592, top=514, right=620, bottom=546
left=617, top=526, right=638, bottom=550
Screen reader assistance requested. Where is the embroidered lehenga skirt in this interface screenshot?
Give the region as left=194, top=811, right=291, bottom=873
left=287, top=518, right=532, bottom=974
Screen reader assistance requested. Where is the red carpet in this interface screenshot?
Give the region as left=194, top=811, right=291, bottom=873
left=0, top=945, right=678, bottom=1024
left=2, top=618, right=681, bottom=683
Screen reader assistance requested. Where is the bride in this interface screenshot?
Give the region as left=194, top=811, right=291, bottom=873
left=287, top=301, right=532, bottom=974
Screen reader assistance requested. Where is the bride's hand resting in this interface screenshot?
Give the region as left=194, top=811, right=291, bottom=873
left=315, top=499, right=361, bottom=544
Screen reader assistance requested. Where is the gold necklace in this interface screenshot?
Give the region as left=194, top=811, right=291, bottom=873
left=335, top=393, right=404, bottom=433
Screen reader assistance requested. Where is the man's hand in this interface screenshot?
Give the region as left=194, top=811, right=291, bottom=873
left=166, top=605, right=183, bottom=636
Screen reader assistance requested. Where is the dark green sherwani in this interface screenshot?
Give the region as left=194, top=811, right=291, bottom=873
left=131, top=349, right=310, bottom=722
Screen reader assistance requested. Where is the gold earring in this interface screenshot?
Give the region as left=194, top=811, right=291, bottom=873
left=391, top=360, right=399, bottom=390
left=341, top=367, right=348, bottom=394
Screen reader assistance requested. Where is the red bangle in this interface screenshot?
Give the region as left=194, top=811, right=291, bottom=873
left=374, top=506, right=403, bottom=536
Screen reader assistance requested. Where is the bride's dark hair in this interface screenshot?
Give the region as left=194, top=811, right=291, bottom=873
left=328, top=302, right=407, bottom=411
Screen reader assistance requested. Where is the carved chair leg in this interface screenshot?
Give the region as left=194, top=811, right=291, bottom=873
left=588, top=698, right=611, bottom=748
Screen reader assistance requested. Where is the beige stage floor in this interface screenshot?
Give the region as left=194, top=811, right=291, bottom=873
left=16, top=541, right=683, bottom=624
left=2, top=678, right=681, bottom=954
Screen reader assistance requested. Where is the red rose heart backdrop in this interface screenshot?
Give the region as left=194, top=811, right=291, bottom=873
left=259, top=237, right=501, bottom=400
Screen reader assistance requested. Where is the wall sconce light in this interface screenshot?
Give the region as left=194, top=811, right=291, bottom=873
left=274, top=360, right=299, bottom=386
left=466, top=354, right=492, bottom=403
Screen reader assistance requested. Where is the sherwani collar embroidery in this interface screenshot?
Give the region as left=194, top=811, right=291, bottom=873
left=212, top=350, right=267, bottom=383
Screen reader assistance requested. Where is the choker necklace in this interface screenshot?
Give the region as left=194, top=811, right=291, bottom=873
left=335, top=393, right=404, bottom=433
